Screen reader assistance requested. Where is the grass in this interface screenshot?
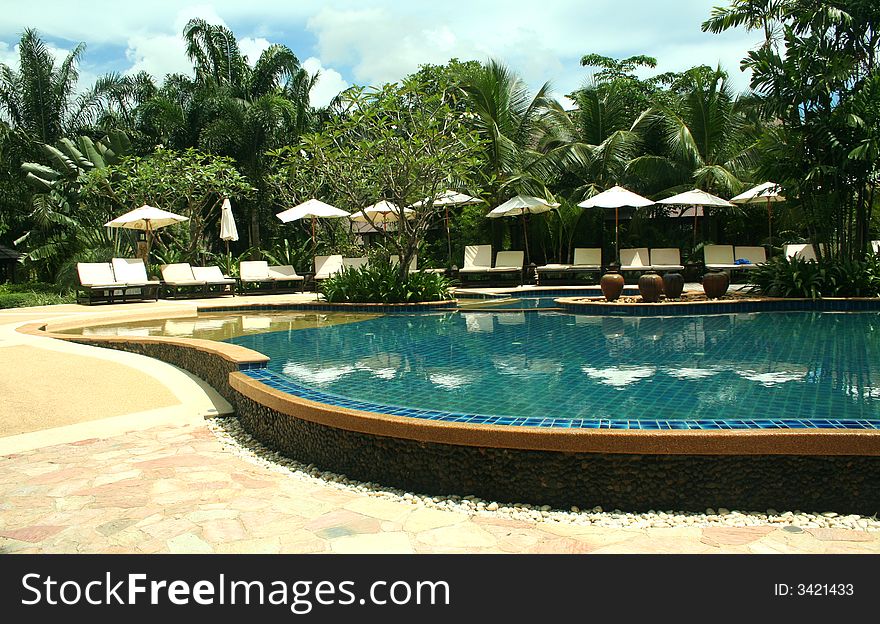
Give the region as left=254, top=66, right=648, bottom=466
left=0, top=282, right=76, bottom=309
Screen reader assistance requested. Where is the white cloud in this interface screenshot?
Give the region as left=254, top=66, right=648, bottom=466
left=238, top=37, right=272, bottom=66
left=302, top=57, right=349, bottom=107
left=124, top=33, right=191, bottom=79
left=1, top=0, right=764, bottom=105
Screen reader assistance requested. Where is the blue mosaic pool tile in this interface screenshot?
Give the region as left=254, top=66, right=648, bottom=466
left=233, top=306, right=880, bottom=431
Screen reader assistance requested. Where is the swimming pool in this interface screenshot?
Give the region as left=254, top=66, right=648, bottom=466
left=229, top=310, right=880, bottom=428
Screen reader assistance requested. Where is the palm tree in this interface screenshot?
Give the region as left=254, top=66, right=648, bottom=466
left=461, top=61, right=568, bottom=258
left=627, top=66, right=756, bottom=198
left=178, top=18, right=317, bottom=248
left=0, top=28, right=127, bottom=153
left=461, top=60, right=567, bottom=202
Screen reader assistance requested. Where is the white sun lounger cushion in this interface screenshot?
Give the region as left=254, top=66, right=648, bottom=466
left=192, top=266, right=235, bottom=283
left=488, top=251, right=524, bottom=271
left=314, top=255, right=344, bottom=279
left=112, top=258, right=159, bottom=285
left=240, top=261, right=272, bottom=281
left=572, top=248, right=601, bottom=268
left=459, top=245, right=492, bottom=272
left=267, top=265, right=304, bottom=281
left=703, top=245, right=739, bottom=269
left=649, top=248, right=684, bottom=271
left=733, top=246, right=766, bottom=267
left=77, top=262, right=120, bottom=287
left=620, top=248, right=651, bottom=270
left=161, top=263, right=204, bottom=285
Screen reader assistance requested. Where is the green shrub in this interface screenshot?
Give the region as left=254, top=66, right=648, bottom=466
left=0, top=282, right=76, bottom=308
left=749, top=255, right=880, bottom=298
left=321, top=258, right=453, bottom=303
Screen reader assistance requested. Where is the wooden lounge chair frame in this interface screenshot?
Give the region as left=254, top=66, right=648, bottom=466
left=76, top=260, right=159, bottom=305
left=160, top=263, right=208, bottom=299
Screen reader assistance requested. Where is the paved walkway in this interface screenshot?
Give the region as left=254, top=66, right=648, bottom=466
left=1, top=296, right=879, bottom=553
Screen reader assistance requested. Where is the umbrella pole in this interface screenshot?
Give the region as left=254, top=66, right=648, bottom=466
left=693, top=209, right=698, bottom=249
left=615, top=207, right=619, bottom=263
left=445, top=205, right=452, bottom=267
left=521, top=212, right=531, bottom=266
left=311, top=217, right=317, bottom=260
left=767, top=197, right=773, bottom=257
left=145, top=220, right=152, bottom=268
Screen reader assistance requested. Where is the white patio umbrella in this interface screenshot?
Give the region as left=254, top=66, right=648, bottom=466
left=577, top=185, right=654, bottom=262
left=350, top=201, right=415, bottom=236
left=730, top=182, right=785, bottom=254
left=105, top=204, right=188, bottom=261
left=412, top=190, right=484, bottom=265
left=487, top=195, right=560, bottom=265
left=219, top=198, right=239, bottom=256
left=276, top=199, right=351, bottom=256
left=657, top=189, right=734, bottom=248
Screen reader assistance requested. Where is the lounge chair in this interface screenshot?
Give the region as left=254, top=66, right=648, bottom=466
left=390, top=254, right=417, bottom=273
left=239, top=260, right=276, bottom=293
left=391, top=254, right=445, bottom=274
left=342, top=256, right=369, bottom=270
left=784, top=244, right=817, bottom=261
left=160, top=263, right=207, bottom=298
left=111, top=258, right=161, bottom=302
left=192, top=265, right=237, bottom=296
left=314, top=255, right=344, bottom=287
left=571, top=247, right=602, bottom=272
left=620, top=248, right=652, bottom=272
left=458, top=244, right=493, bottom=285
left=649, top=248, right=684, bottom=272
left=110, top=258, right=161, bottom=301
left=487, top=250, right=524, bottom=285
left=76, top=262, right=124, bottom=305
left=733, top=246, right=766, bottom=268
left=267, top=265, right=305, bottom=292
left=703, top=245, right=739, bottom=270
left=536, top=247, right=601, bottom=284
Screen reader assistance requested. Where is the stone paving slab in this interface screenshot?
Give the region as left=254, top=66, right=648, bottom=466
left=2, top=421, right=879, bottom=554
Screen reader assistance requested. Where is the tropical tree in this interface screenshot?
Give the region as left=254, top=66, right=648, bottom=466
left=627, top=66, right=756, bottom=198
left=461, top=60, right=568, bottom=203
left=0, top=28, right=130, bottom=153
left=271, top=79, right=482, bottom=280
left=166, top=18, right=318, bottom=250
left=703, top=0, right=880, bottom=259
left=13, top=130, right=133, bottom=277
left=84, top=148, right=255, bottom=263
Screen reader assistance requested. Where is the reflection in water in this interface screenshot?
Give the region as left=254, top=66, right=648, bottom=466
left=581, top=365, right=656, bottom=388
left=229, top=311, right=880, bottom=422
left=62, top=311, right=380, bottom=341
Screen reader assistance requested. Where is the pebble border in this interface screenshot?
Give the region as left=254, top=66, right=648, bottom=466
left=207, top=416, right=880, bottom=532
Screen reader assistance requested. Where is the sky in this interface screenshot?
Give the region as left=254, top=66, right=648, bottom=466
left=0, top=0, right=761, bottom=108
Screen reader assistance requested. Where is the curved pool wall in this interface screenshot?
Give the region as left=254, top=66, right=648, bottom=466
left=21, top=297, right=880, bottom=514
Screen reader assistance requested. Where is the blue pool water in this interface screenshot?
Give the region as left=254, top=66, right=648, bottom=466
left=229, top=311, right=880, bottom=427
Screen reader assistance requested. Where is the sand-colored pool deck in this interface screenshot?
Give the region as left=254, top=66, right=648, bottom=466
left=1, top=293, right=879, bottom=554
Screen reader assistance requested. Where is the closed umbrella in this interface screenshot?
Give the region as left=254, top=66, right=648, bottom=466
left=657, top=189, right=734, bottom=248
left=412, top=190, right=484, bottom=265
left=276, top=199, right=350, bottom=257
left=487, top=195, right=559, bottom=265
left=577, top=185, right=654, bottom=262
left=219, top=198, right=239, bottom=256
left=730, top=182, right=785, bottom=255
left=105, top=204, right=188, bottom=262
